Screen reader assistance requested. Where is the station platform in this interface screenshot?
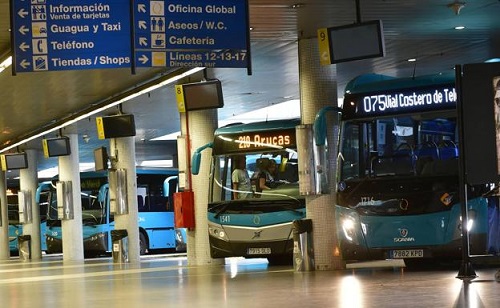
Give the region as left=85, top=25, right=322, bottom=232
left=1, top=255, right=499, bottom=307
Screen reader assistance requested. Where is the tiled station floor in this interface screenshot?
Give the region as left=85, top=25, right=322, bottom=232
left=1, top=255, right=499, bottom=307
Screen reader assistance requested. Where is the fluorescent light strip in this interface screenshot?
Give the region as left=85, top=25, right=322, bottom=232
left=138, top=159, right=173, bottom=167
left=0, top=67, right=205, bottom=153
left=0, top=56, right=12, bottom=73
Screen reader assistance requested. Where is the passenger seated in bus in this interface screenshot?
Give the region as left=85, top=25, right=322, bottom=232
left=231, top=156, right=252, bottom=199
left=255, top=158, right=279, bottom=193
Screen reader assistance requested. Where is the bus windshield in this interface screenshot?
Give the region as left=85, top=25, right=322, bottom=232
left=340, top=114, right=458, bottom=181
left=210, top=150, right=300, bottom=203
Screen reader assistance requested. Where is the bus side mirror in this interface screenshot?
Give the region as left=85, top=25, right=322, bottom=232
left=191, top=152, right=201, bottom=175
left=191, top=142, right=213, bottom=175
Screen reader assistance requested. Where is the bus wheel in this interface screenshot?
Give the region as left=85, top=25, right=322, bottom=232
left=139, top=232, right=148, bottom=255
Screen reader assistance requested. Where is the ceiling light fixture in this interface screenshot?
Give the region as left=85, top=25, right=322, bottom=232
left=407, top=58, right=417, bottom=62
left=454, top=26, right=466, bottom=30
left=0, top=55, right=12, bottom=74
left=0, top=66, right=205, bottom=153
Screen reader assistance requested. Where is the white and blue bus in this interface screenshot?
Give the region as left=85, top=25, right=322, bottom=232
left=336, top=73, right=496, bottom=262
left=195, top=119, right=305, bottom=264
left=43, top=168, right=186, bottom=256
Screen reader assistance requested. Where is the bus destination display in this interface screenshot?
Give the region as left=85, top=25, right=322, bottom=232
left=213, top=128, right=296, bottom=154
left=343, top=85, right=457, bottom=119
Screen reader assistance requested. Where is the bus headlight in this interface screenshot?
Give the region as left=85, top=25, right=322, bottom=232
left=208, top=225, right=228, bottom=242
left=467, top=210, right=476, bottom=232
left=89, top=232, right=107, bottom=242
left=341, top=217, right=356, bottom=242
left=458, top=210, right=476, bottom=233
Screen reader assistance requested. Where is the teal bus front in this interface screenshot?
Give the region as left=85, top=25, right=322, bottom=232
left=336, top=73, right=491, bottom=262
left=207, top=119, right=305, bottom=264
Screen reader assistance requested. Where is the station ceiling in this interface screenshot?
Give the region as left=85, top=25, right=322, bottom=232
left=0, top=0, right=499, bottom=180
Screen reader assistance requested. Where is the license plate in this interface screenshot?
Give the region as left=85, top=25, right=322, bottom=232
left=248, top=247, right=271, bottom=255
left=391, top=249, right=424, bottom=259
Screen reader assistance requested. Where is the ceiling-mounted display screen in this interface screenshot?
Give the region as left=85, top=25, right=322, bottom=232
left=1, top=153, right=28, bottom=171
left=96, top=114, right=136, bottom=139
left=176, top=80, right=224, bottom=112
left=42, top=137, right=71, bottom=158
left=319, top=20, right=385, bottom=64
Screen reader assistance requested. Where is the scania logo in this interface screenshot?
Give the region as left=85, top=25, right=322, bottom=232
left=400, top=228, right=408, bottom=237
left=394, top=237, right=415, bottom=242
left=394, top=228, right=415, bottom=242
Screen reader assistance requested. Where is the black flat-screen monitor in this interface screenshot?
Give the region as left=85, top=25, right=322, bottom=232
left=182, top=80, right=224, bottom=111
left=96, top=114, right=136, bottom=139
left=94, top=147, right=109, bottom=171
left=1, top=152, right=28, bottom=170
left=327, top=20, right=385, bottom=64
left=43, top=137, right=71, bottom=157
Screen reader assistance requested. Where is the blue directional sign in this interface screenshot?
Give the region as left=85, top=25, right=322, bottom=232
left=132, top=0, right=250, bottom=69
left=11, top=0, right=132, bottom=73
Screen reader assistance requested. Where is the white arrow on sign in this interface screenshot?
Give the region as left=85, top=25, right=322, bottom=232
left=321, top=51, right=329, bottom=61
left=138, top=20, right=147, bottom=30
left=139, top=37, right=148, bottom=47
left=139, top=55, right=149, bottom=64
left=18, top=25, right=29, bottom=35
left=18, top=9, right=28, bottom=18
left=20, top=59, right=31, bottom=69
left=138, top=4, right=146, bottom=13
left=19, top=42, right=30, bottom=52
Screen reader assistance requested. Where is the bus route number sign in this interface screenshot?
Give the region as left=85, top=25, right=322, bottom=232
left=214, top=128, right=297, bottom=154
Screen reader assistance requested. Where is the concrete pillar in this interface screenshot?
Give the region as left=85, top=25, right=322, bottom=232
left=0, top=171, right=9, bottom=259
left=298, top=37, right=345, bottom=270
left=19, top=149, right=41, bottom=259
left=59, top=132, right=84, bottom=261
left=182, top=109, right=223, bottom=266
left=111, top=137, right=139, bottom=262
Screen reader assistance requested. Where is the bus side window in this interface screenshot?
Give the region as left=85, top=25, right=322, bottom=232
left=137, top=195, right=145, bottom=211
left=277, top=159, right=298, bottom=182
left=145, top=195, right=167, bottom=212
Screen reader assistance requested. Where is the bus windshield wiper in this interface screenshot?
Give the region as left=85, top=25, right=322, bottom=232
left=271, top=202, right=303, bottom=214
left=214, top=203, right=232, bottom=218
